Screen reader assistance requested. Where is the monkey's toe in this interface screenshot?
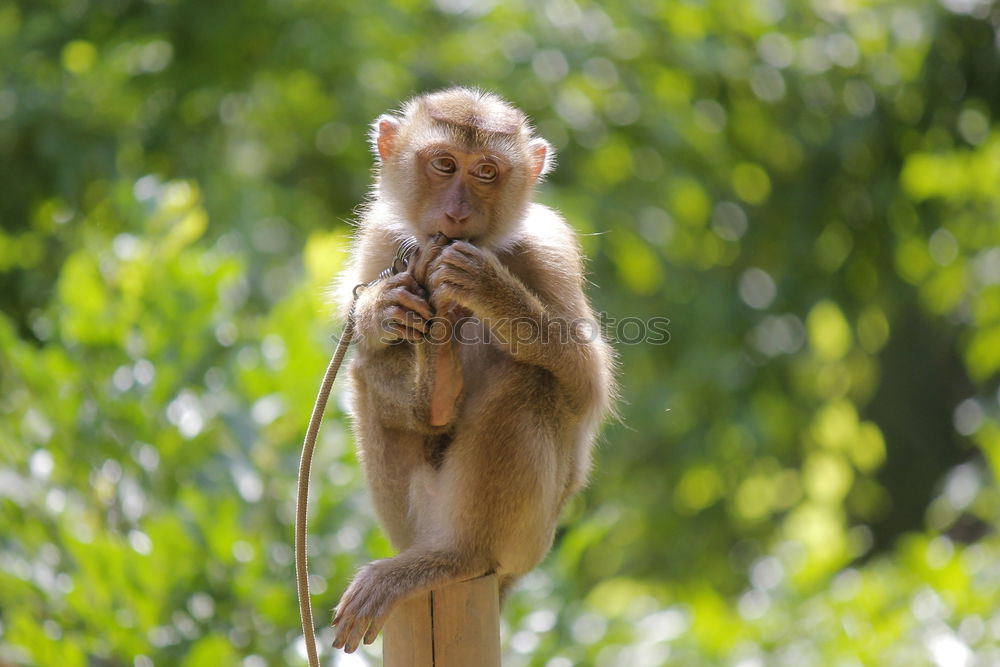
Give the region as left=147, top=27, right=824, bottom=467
left=363, top=616, right=388, bottom=646
left=332, top=608, right=372, bottom=654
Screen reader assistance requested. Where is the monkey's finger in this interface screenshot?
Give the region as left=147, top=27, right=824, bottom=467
left=439, top=245, right=487, bottom=274
left=427, top=284, right=467, bottom=313
left=425, top=271, right=459, bottom=296
left=421, top=231, right=452, bottom=263
left=386, top=272, right=428, bottom=306
left=411, top=233, right=450, bottom=284
left=427, top=262, right=473, bottom=282
left=443, top=240, right=485, bottom=263
left=386, top=306, right=428, bottom=333
left=426, top=266, right=474, bottom=296
left=393, top=287, right=435, bottom=321
left=385, top=269, right=419, bottom=291
left=438, top=257, right=478, bottom=277
left=408, top=240, right=429, bottom=279
left=387, top=322, right=425, bottom=343
left=422, top=239, right=464, bottom=275
left=445, top=239, right=480, bottom=255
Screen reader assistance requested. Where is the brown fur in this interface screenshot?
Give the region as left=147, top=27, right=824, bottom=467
left=332, top=88, right=613, bottom=653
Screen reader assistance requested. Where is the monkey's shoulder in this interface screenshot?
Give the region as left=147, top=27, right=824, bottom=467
left=520, top=203, right=577, bottom=243
left=497, top=204, right=586, bottom=294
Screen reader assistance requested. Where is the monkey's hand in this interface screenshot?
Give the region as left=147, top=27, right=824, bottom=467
left=354, top=271, right=434, bottom=347
left=426, top=241, right=592, bottom=388
left=423, top=240, right=506, bottom=314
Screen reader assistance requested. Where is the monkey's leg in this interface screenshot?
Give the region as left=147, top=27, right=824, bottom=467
left=334, top=389, right=564, bottom=653
left=356, top=424, right=425, bottom=551
left=436, top=395, right=564, bottom=579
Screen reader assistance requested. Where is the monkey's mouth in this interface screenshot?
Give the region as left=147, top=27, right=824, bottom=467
left=431, top=231, right=470, bottom=243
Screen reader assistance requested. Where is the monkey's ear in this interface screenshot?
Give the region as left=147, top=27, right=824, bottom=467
left=371, top=115, right=401, bottom=162
left=529, top=138, right=554, bottom=181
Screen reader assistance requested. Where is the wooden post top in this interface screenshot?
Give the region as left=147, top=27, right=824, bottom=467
left=383, top=574, right=501, bottom=667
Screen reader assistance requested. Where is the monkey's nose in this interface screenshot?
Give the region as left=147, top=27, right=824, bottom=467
left=445, top=211, right=469, bottom=225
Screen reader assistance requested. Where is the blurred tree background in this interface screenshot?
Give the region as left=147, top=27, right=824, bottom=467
left=2, top=0, right=1000, bottom=664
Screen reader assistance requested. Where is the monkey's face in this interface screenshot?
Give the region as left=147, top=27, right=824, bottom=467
left=409, top=146, right=511, bottom=242
left=370, top=93, right=553, bottom=246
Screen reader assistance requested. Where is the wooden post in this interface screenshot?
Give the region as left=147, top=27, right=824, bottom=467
left=383, top=574, right=501, bottom=667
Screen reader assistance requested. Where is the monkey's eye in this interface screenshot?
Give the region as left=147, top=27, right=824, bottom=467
left=430, top=156, right=457, bottom=175
left=472, top=162, right=499, bottom=183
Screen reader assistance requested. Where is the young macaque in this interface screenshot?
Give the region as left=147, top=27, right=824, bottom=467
left=333, top=87, right=613, bottom=653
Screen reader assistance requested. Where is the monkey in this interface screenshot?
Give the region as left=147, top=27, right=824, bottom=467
left=331, top=87, right=614, bottom=654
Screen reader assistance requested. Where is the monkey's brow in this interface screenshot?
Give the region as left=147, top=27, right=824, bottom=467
left=418, top=145, right=506, bottom=163
left=418, top=145, right=456, bottom=157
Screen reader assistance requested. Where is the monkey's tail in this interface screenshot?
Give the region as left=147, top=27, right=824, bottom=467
left=295, top=313, right=356, bottom=667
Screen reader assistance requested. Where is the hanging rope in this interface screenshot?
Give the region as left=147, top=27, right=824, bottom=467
left=295, top=238, right=418, bottom=666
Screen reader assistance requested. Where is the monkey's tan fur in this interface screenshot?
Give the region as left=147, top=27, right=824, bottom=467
left=332, top=88, right=613, bottom=653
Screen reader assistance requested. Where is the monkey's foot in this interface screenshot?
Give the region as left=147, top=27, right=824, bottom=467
left=331, top=563, right=397, bottom=654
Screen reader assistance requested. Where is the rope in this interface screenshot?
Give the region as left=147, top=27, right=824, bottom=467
left=295, top=311, right=356, bottom=667
left=294, top=237, right=417, bottom=666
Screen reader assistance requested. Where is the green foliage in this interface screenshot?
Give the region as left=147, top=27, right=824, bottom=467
left=2, top=0, right=1000, bottom=665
